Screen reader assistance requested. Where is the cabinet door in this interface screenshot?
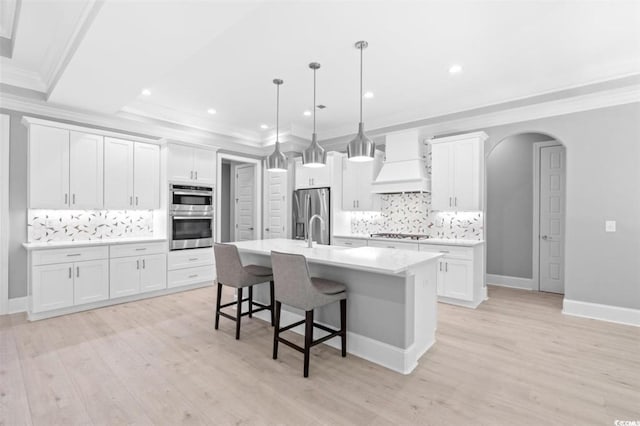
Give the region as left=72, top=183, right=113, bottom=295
left=134, top=143, right=160, bottom=209
left=441, top=258, right=473, bottom=301
left=109, top=257, right=140, bottom=298
left=430, top=142, right=452, bottom=211
left=309, top=162, right=332, bottom=188
left=29, top=125, right=70, bottom=208
left=32, top=263, right=74, bottom=313
left=452, top=139, right=480, bottom=211
left=167, top=144, right=194, bottom=182
left=294, top=159, right=312, bottom=189
left=193, top=148, right=216, bottom=184
left=74, top=259, right=109, bottom=305
left=69, top=131, right=104, bottom=209
left=140, top=254, right=167, bottom=293
left=341, top=157, right=359, bottom=210
left=104, top=137, right=135, bottom=209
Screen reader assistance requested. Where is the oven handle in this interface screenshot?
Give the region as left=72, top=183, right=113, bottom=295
left=172, top=190, right=212, bottom=196
left=172, top=216, right=214, bottom=220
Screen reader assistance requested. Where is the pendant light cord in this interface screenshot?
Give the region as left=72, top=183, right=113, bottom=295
left=276, top=83, right=279, bottom=143
left=359, top=44, right=363, bottom=123
left=313, top=67, right=317, bottom=133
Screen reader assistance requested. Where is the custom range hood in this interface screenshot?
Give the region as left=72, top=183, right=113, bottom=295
left=371, top=130, right=430, bottom=194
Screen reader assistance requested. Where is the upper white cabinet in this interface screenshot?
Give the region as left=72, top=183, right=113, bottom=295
left=430, top=132, right=487, bottom=211
left=342, top=151, right=383, bottom=211
left=167, top=144, right=216, bottom=185
left=29, top=125, right=105, bottom=209
left=294, top=153, right=335, bottom=189
left=104, top=138, right=160, bottom=210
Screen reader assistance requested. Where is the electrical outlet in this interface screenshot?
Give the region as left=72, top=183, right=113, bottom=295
left=605, top=220, right=616, bottom=232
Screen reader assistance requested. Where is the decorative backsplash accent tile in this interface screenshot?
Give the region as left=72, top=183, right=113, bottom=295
left=28, top=210, right=154, bottom=242
left=350, top=193, right=483, bottom=240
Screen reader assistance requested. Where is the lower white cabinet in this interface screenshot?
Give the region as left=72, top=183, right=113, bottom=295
left=437, top=258, right=473, bottom=301
left=332, top=237, right=368, bottom=248
left=368, top=239, right=420, bottom=251
left=168, top=247, right=216, bottom=288
left=109, top=243, right=167, bottom=298
left=74, top=260, right=110, bottom=305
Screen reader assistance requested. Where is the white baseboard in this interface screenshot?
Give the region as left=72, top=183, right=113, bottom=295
left=8, top=296, right=27, bottom=314
left=563, top=299, right=640, bottom=327
left=253, top=310, right=431, bottom=375
left=487, top=274, right=534, bottom=290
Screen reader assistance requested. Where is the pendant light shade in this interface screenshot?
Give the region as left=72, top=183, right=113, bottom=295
left=266, top=79, right=288, bottom=172
left=347, top=40, right=375, bottom=162
left=303, top=62, right=326, bottom=168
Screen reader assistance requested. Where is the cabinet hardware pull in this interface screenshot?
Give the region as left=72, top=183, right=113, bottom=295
left=345, top=242, right=352, bottom=246
left=135, top=196, right=139, bottom=206
left=445, top=262, right=448, bottom=272
left=454, top=197, right=457, bottom=207
left=142, top=259, right=145, bottom=269
left=449, top=197, right=452, bottom=207
left=72, top=194, right=76, bottom=204
left=76, top=267, right=79, bottom=278
left=130, top=196, right=133, bottom=206
left=439, top=262, right=442, bottom=272
left=387, top=246, right=395, bottom=249
left=68, top=267, right=72, bottom=278
left=195, top=171, right=198, bottom=180
left=137, top=260, right=140, bottom=270
left=135, top=248, right=146, bottom=251
left=66, top=253, right=81, bottom=257
left=190, top=171, right=193, bottom=180
left=188, top=274, right=198, bottom=278
left=265, top=228, right=270, bottom=232
left=65, top=193, right=68, bottom=204
left=439, top=250, right=450, bottom=253
left=188, top=258, right=198, bottom=261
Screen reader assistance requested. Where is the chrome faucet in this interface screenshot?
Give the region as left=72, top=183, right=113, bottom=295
left=307, top=214, right=325, bottom=248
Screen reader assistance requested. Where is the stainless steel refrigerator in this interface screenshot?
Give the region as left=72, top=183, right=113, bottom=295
left=292, top=187, right=330, bottom=245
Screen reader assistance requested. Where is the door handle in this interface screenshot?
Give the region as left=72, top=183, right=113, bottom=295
left=130, top=196, right=133, bottom=206
left=195, top=171, right=198, bottom=180
left=249, top=227, right=254, bottom=230
left=265, top=228, right=270, bottom=232
left=137, top=260, right=140, bottom=270
left=135, top=196, right=139, bottom=206
left=449, top=196, right=452, bottom=207
left=76, top=267, right=79, bottom=278
left=142, top=259, right=145, bottom=269
left=541, top=235, right=549, bottom=240
left=68, top=267, right=72, bottom=279
left=65, top=193, right=68, bottom=205
left=72, top=194, right=76, bottom=204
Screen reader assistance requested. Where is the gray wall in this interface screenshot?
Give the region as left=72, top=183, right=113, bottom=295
left=220, top=163, right=231, bottom=242
left=481, top=102, right=640, bottom=309
left=486, top=133, right=553, bottom=278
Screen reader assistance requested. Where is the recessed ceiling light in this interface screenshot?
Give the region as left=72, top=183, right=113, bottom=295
left=260, top=124, right=269, bottom=129
left=364, top=91, right=374, bottom=99
left=448, top=64, right=463, bottom=74
left=141, top=88, right=151, bottom=96
left=303, top=110, right=312, bottom=116
left=207, top=108, right=217, bottom=115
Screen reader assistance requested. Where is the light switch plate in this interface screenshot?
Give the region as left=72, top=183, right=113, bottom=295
left=605, top=220, right=616, bottom=232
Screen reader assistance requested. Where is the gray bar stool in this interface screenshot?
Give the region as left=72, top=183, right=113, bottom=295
left=213, top=243, right=275, bottom=340
left=270, top=250, right=347, bottom=377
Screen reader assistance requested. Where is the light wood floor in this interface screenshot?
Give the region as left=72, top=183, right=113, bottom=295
left=1, top=285, right=639, bottom=425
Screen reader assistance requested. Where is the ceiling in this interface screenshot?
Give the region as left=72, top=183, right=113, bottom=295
left=1, top=0, right=639, bottom=147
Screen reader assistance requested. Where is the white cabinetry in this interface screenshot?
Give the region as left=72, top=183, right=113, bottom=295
left=167, top=247, right=215, bottom=288
left=104, top=138, right=160, bottom=209
left=109, top=242, right=167, bottom=298
left=73, top=260, right=110, bottom=305
left=29, top=125, right=104, bottom=209
left=342, top=152, right=383, bottom=211
left=430, top=132, right=487, bottom=211
left=332, top=237, right=368, bottom=248
left=368, top=239, right=420, bottom=251
left=294, top=154, right=335, bottom=189
left=419, top=243, right=485, bottom=308
left=167, top=144, right=216, bottom=184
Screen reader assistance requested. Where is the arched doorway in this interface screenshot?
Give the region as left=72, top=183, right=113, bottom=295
left=485, top=132, right=566, bottom=294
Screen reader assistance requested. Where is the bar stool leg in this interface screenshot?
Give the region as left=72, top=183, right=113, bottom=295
left=248, top=286, right=253, bottom=318
left=235, top=288, right=243, bottom=340
left=340, top=299, right=347, bottom=357
left=269, top=280, right=275, bottom=326
left=303, top=309, right=314, bottom=378
left=215, top=282, right=223, bottom=330
left=273, top=301, right=282, bottom=359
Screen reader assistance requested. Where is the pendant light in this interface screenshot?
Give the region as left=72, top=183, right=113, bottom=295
left=347, top=40, right=375, bottom=162
left=266, top=79, right=288, bottom=172
left=302, top=62, right=326, bottom=168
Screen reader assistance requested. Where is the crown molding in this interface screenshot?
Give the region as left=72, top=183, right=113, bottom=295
left=0, top=0, right=18, bottom=39
left=320, top=83, right=640, bottom=151
left=0, top=64, right=46, bottom=92
left=0, top=92, right=265, bottom=156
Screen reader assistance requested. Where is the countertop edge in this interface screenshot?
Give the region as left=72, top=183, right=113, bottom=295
left=333, top=235, right=485, bottom=247
left=23, top=237, right=168, bottom=251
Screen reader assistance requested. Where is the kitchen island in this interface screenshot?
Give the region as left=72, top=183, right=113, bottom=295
left=231, top=238, right=442, bottom=374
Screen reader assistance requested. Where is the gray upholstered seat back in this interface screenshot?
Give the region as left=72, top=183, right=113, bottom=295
left=214, top=243, right=249, bottom=288
left=271, top=250, right=344, bottom=311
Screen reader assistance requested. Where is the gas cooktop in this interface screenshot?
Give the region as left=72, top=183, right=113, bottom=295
left=370, top=233, right=430, bottom=240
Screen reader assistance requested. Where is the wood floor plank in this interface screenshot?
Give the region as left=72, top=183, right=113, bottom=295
left=0, top=315, right=33, bottom=426
left=3, top=285, right=639, bottom=425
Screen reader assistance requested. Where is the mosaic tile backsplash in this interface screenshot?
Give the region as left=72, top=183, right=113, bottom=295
left=28, top=210, right=154, bottom=242
left=350, top=193, right=483, bottom=240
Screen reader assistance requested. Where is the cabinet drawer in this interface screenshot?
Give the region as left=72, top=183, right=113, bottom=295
left=419, top=244, right=472, bottom=260
left=32, top=246, right=109, bottom=266
left=168, top=248, right=214, bottom=270
left=368, top=240, right=420, bottom=251
left=110, top=242, right=166, bottom=258
left=168, top=265, right=215, bottom=288
left=333, top=238, right=367, bottom=248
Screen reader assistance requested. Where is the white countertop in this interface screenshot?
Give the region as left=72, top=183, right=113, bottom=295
left=23, top=237, right=168, bottom=251
left=333, top=234, right=484, bottom=247
left=231, top=238, right=442, bottom=275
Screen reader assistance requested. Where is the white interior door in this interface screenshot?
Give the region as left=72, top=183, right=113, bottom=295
left=265, top=170, right=286, bottom=238
left=235, top=164, right=255, bottom=241
left=539, top=145, right=566, bottom=294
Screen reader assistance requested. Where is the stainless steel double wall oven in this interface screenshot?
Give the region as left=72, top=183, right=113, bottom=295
left=169, top=184, right=214, bottom=250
